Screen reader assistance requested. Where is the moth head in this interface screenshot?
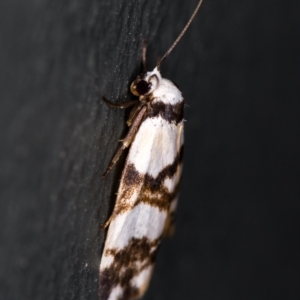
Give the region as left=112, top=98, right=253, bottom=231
left=130, top=67, right=161, bottom=97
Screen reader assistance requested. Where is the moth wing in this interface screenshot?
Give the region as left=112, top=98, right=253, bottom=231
left=99, top=115, right=184, bottom=300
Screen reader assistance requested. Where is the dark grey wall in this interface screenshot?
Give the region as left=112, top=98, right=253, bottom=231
left=0, top=0, right=299, bottom=299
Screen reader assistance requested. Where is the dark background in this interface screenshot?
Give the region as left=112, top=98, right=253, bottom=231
left=0, top=0, right=299, bottom=299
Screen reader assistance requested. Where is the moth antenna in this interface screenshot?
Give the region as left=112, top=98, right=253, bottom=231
left=156, top=0, right=204, bottom=69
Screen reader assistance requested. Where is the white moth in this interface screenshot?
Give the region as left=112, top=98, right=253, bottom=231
left=99, top=1, right=203, bottom=299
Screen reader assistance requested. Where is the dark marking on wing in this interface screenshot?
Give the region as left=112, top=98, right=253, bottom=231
left=123, top=163, right=143, bottom=187
left=111, top=145, right=184, bottom=217
left=147, top=101, right=184, bottom=124
left=136, top=179, right=181, bottom=211
left=99, top=237, right=160, bottom=300
left=143, top=144, right=184, bottom=192
left=134, top=144, right=183, bottom=210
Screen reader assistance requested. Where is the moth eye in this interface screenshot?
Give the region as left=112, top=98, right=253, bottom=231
left=136, top=80, right=151, bottom=95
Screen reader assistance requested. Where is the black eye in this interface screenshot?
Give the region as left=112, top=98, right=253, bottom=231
left=136, top=80, right=151, bottom=95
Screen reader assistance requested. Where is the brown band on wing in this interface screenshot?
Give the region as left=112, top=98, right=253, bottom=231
left=122, top=163, right=144, bottom=187
left=111, top=145, right=183, bottom=217
left=143, top=144, right=184, bottom=192
left=135, top=177, right=181, bottom=211
left=146, top=101, right=184, bottom=124
left=109, top=164, right=144, bottom=219
left=99, top=237, right=160, bottom=300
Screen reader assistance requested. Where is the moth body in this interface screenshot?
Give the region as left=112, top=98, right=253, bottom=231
left=99, top=1, right=204, bottom=299
left=99, top=67, right=184, bottom=300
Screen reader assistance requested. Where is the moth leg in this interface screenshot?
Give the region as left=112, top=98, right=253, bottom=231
left=102, top=96, right=138, bottom=109
left=102, top=105, right=147, bottom=177
left=127, top=103, right=144, bottom=126
left=142, top=39, right=147, bottom=72
left=101, top=214, right=113, bottom=230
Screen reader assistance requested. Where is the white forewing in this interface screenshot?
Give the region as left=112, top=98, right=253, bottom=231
left=128, top=117, right=180, bottom=177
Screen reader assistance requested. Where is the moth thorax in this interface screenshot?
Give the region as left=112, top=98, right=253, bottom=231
left=130, top=68, right=161, bottom=97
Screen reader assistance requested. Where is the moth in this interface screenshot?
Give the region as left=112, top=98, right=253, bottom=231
left=99, top=1, right=203, bottom=299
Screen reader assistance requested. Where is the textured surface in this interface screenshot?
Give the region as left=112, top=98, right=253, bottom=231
left=0, top=0, right=299, bottom=299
